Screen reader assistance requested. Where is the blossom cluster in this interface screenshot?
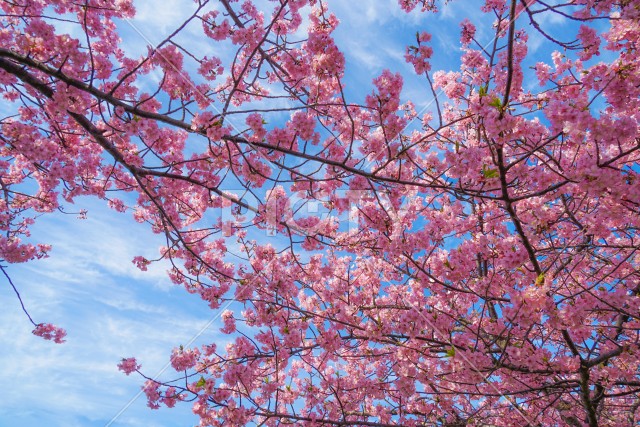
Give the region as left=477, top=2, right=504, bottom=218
left=32, top=323, right=66, bottom=344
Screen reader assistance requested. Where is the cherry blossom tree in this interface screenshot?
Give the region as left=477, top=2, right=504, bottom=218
left=1, top=0, right=639, bottom=425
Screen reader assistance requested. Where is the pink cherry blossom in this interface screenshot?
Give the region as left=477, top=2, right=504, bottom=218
left=32, top=323, right=66, bottom=344
left=2, top=0, right=640, bottom=425
left=220, top=309, right=236, bottom=334
left=170, top=347, right=200, bottom=372
left=117, top=357, right=140, bottom=375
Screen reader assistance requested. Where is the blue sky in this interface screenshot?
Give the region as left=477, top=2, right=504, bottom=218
left=0, top=196, right=223, bottom=426
left=0, top=1, right=580, bottom=426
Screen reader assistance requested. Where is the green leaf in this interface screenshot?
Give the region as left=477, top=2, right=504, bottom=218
left=482, top=166, right=499, bottom=179
left=196, top=376, right=206, bottom=388
left=443, top=259, right=454, bottom=270
left=488, top=97, right=502, bottom=109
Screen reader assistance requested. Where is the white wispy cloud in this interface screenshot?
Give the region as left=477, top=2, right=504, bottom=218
left=0, top=197, right=219, bottom=427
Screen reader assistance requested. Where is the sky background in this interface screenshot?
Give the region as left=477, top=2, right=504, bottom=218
left=0, top=1, right=570, bottom=426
